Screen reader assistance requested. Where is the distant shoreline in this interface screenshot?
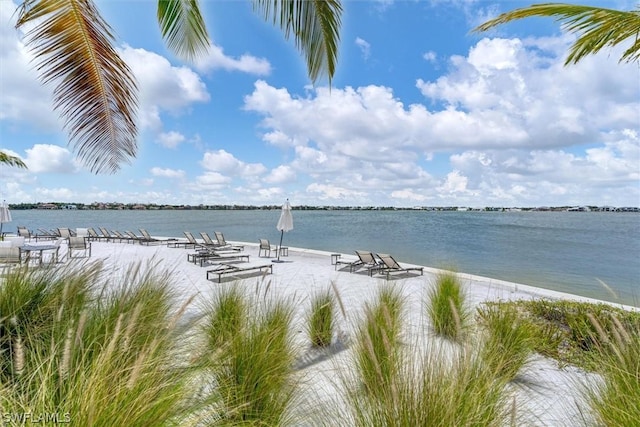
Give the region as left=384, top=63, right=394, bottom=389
left=7, top=202, right=640, bottom=212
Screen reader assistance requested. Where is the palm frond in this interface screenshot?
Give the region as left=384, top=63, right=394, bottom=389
left=253, top=0, right=342, bottom=85
left=474, top=3, right=640, bottom=65
left=0, top=151, right=28, bottom=169
left=157, top=0, right=210, bottom=61
left=16, top=0, right=138, bottom=174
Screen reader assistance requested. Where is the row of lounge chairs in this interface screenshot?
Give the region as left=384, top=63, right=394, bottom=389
left=88, top=228, right=178, bottom=245
left=18, top=226, right=75, bottom=241
left=22, top=226, right=178, bottom=246
left=335, top=250, right=424, bottom=279
left=169, top=231, right=243, bottom=251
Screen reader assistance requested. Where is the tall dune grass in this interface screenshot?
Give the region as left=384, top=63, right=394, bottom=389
left=306, top=286, right=337, bottom=348
left=0, top=261, right=201, bottom=426
left=353, top=285, right=405, bottom=397
left=426, top=271, right=470, bottom=340
left=343, top=347, right=511, bottom=427
left=203, top=288, right=299, bottom=425
left=477, top=303, right=535, bottom=382
left=201, top=285, right=247, bottom=350
left=340, top=281, right=511, bottom=426
left=583, top=314, right=640, bottom=426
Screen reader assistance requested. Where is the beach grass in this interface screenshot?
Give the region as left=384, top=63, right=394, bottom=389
left=426, top=271, right=470, bottom=340
left=201, top=285, right=247, bottom=349
left=352, top=284, right=405, bottom=397
left=584, top=314, right=640, bottom=425
left=342, top=344, right=511, bottom=427
left=0, top=262, right=99, bottom=383
left=410, top=346, right=511, bottom=427
left=205, top=289, right=298, bottom=425
left=0, top=260, right=201, bottom=426
left=495, top=299, right=640, bottom=370
left=306, top=286, right=337, bottom=348
left=477, top=303, right=535, bottom=382
left=339, top=281, right=513, bottom=427
left=481, top=299, right=640, bottom=424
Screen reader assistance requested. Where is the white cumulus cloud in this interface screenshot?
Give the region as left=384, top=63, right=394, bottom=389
left=306, top=183, right=367, bottom=200
left=264, top=165, right=296, bottom=184
left=156, top=131, right=186, bottom=149
left=195, top=172, right=233, bottom=190
left=201, top=150, right=267, bottom=177
left=119, top=45, right=210, bottom=131
left=242, top=34, right=639, bottom=206
left=24, top=144, right=78, bottom=174
left=150, top=167, right=186, bottom=179
left=195, top=43, right=271, bottom=75
left=0, top=3, right=61, bottom=131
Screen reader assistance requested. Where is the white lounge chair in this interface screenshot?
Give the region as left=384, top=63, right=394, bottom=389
left=214, top=231, right=244, bottom=251
left=375, top=253, right=424, bottom=278
left=206, top=263, right=272, bottom=283
left=335, top=250, right=381, bottom=275
left=68, top=236, right=91, bottom=258
left=139, top=229, right=177, bottom=246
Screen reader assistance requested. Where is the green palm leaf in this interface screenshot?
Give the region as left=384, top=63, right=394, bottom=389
left=253, top=0, right=342, bottom=84
left=157, top=0, right=210, bottom=61
left=474, top=4, right=640, bottom=65
left=16, top=0, right=138, bottom=174
left=0, top=151, right=28, bottom=169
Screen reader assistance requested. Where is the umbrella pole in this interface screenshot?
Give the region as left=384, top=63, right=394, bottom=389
left=277, top=229, right=284, bottom=261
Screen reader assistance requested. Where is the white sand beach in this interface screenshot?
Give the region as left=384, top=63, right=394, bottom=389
left=44, top=236, right=629, bottom=426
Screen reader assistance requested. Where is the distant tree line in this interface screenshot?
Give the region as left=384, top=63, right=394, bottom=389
left=6, top=203, right=638, bottom=212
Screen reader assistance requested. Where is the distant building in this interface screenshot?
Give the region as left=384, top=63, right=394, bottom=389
left=38, top=203, right=57, bottom=210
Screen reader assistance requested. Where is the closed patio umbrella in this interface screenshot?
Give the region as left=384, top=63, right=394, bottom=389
left=0, top=200, right=11, bottom=239
left=273, top=199, right=293, bottom=262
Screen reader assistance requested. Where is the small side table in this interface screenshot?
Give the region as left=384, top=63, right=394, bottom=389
left=278, top=247, right=289, bottom=257
left=331, top=254, right=341, bottom=265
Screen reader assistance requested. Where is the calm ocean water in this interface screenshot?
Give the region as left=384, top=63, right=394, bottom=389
left=8, top=209, right=640, bottom=306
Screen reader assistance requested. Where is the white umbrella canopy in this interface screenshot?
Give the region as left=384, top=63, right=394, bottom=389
left=0, top=200, right=11, bottom=239
left=274, top=200, right=293, bottom=262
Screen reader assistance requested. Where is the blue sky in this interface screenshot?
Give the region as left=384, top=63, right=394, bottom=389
left=1, top=0, right=639, bottom=207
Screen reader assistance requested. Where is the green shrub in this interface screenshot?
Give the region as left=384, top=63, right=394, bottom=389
left=427, top=271, right=469, bottom=340
left=504, top=299, right=640, bottom=370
